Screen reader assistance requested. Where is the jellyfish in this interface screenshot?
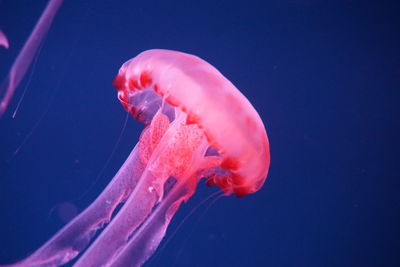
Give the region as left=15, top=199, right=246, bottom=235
left=0, top=30, right=9, bottom=49
left=2, top=49, right=270, bottom=267
left=0, top=0, right=63, bottom=117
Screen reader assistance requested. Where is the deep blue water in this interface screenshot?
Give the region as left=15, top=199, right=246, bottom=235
left=0, top=0, right=399, bottom=266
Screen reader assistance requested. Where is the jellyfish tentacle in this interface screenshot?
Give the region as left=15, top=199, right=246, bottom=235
left=3, top=144, right=143, bottom=267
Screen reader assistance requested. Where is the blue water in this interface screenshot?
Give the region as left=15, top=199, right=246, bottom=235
left=0, top=0, right=398, bottom=266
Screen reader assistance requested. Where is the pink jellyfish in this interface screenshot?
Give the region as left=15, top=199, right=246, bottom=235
left=2, top=49, right=270, bottom=267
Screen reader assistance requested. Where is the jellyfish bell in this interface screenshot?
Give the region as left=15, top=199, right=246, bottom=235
left=2, top=49, right=269, bottom=267
left=113, top=49, right=270, bottom=197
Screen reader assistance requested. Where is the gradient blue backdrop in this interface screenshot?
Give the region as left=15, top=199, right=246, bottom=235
left=0, top=0, right=398, bottom=266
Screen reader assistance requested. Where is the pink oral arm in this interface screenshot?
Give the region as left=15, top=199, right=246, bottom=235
left=0, top=0, right=63, bottom=117
left=3, top=145, right=144, bottom=267
left=73, top=165, right=162, bottom=267
left=73, top=168, right=190, bottom=267
left=74, top=113, right=204, bottom=267
left=109, top=180, right=190, bottom=267
left=0, top=30, right=9, bottom=49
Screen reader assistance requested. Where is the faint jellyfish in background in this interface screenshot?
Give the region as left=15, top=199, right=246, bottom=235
left=2, top=49, right=270, bottom=267
left=56, top=202, right=78, bottom=224
left=0, top=30, right=9, bottom=49
left=0, top=0, right=63, bottom=117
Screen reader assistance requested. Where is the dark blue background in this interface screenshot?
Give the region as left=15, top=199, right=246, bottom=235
left=0, top=0, right=399, bottom=266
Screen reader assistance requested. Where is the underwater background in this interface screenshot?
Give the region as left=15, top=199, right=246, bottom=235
left=0, top=0, right=399, bottom=266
